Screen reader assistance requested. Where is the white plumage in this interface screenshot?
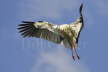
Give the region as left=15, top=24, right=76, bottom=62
left=18, top=4, right=84, bottom=60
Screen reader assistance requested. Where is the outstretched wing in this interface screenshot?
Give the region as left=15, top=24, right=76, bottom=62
left=69, top=4, right=84, bottom=44
left=17, top=21, right=64, bottom=44
left=76, top=3, right=84, bottom=43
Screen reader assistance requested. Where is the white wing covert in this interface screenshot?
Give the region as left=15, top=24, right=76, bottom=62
left=18, top=21, right=64, bottom=44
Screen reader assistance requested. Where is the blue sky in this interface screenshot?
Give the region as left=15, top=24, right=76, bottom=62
left=0, top=0, right=108, bottom=72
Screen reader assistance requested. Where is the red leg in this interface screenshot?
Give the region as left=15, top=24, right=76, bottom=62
left=71, top=48, right=75, bottom=61
left=74, top=48, right=80, bottom=60
left=73, top=41, right=80, bottom=60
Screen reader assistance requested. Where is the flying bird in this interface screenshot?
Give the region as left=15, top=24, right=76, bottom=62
left=18, top=4, right=84, bottom=60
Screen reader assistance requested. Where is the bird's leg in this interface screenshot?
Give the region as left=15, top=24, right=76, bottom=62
left=72, top=41, right=80, bottom=60
left=71, top=48, right=75, bottom=61
left=71, top=41, right=76, bottom=60
left=74, top=48, right=80, bottom=60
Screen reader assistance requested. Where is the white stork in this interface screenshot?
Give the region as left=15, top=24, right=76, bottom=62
left=18, top=4, right=84, bottom=60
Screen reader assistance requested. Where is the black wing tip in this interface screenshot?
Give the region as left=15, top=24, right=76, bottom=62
left=18, top=21, right=35, bottom=28
left=79, top=3, right=83, bottom=13
left=80, top=3, right=83, bottom=7
left=17, top=21, right=36, bottom=38
left=22, top=21, right=35, bottom=23
left=18, top=24, right=28, bottom=26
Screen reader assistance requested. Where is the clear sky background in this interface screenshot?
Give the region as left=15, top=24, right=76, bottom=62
left=0, top=0, right=108, bottom=72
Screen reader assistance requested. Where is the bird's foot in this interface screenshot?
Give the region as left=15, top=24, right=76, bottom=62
left=77, top=55, right=80, bottom=60
left=72, top=56, right=75, bottom=61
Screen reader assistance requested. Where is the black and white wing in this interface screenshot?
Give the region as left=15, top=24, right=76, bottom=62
left=17, top=21, right=64, bottom=44
left=69, top=3, right=84, bottom=44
